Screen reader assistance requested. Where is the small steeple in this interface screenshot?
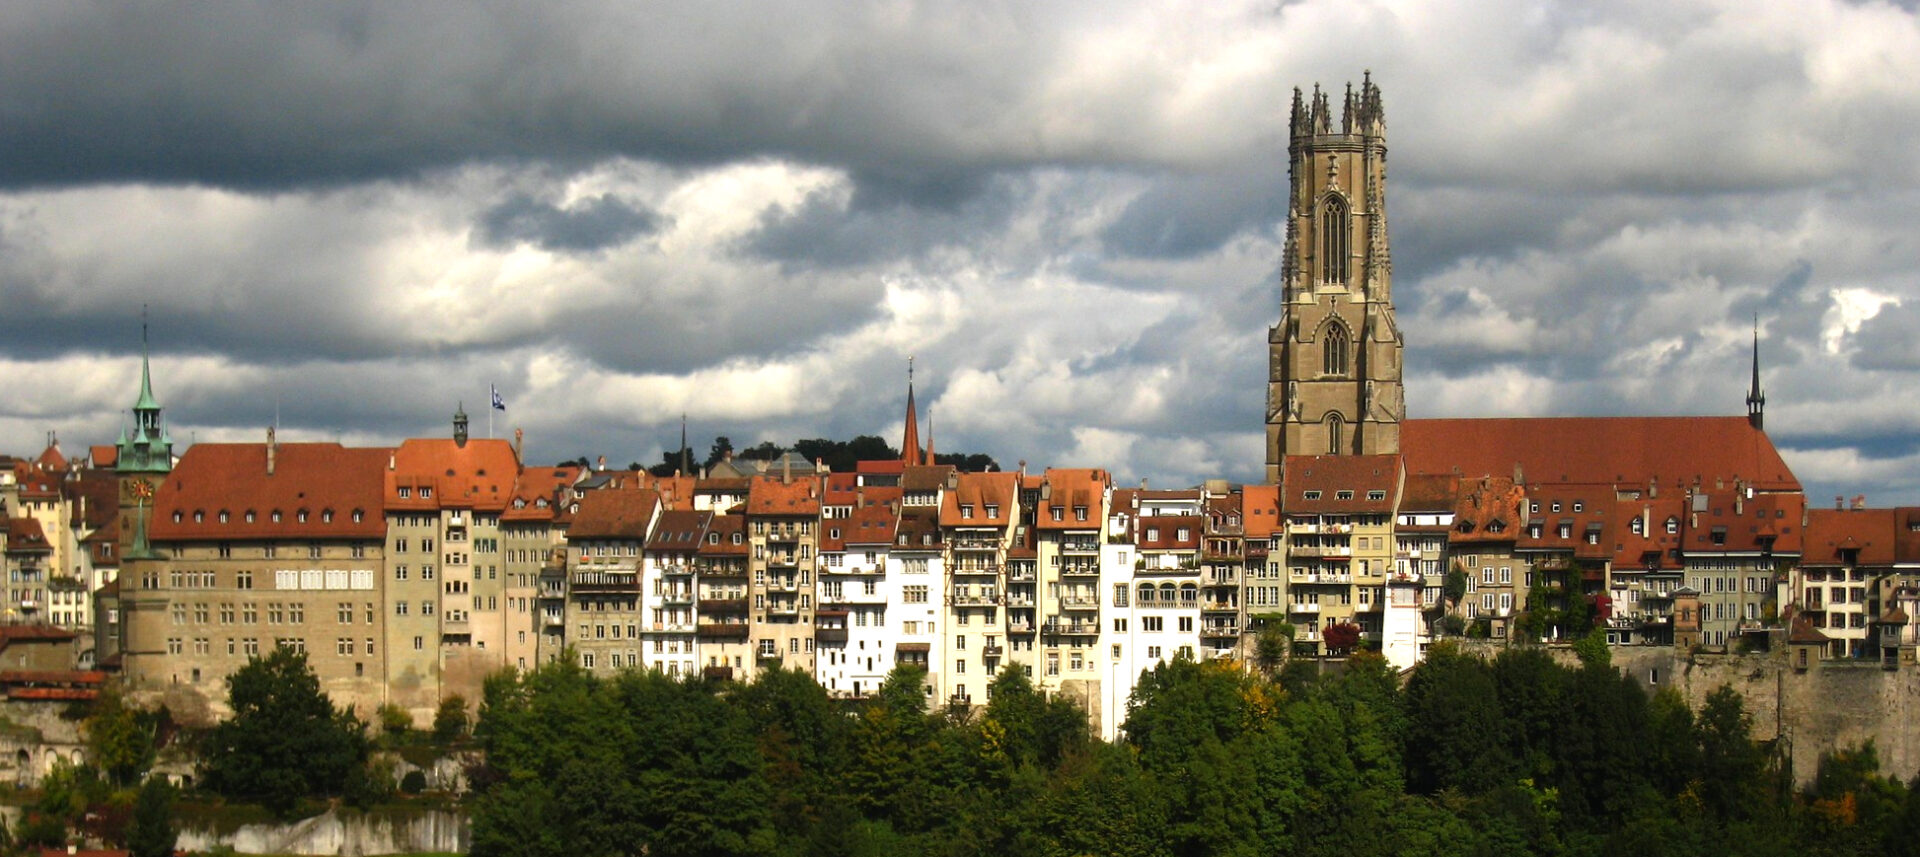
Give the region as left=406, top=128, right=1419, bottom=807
left=901, top=357, right=922, bottom=467
left=925, top=405, right=936, bottom=467
left=454, top=403, right=470, bottom=447
left=118, top=310, right=174, bottom=475
left=1747, top=316, right=1766, bottom=430
left=680, top=413, right=692, bottom=475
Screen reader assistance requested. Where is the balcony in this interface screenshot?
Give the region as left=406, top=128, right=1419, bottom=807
left=1060, top=594, right=1099, bottom=609
left=766, top=554, right=800, bottom=569
left=816, top=627, right=849, bottom=644
left=541, top=610, right=565, bottom=628
left=951, top=592, right=1001, bottom=606
left=570, top=571, right=639, bottom=593
left=948, top=693, right=974, bottom=707
left=698, top=598, right=749, bottom=614
left=766, top=601, right=802, bottom=616
left=1008, top=621, right=1036, bottom=634
left=766, top=531, right=800, bottom=545
left=1006, top=593, right=1035, bottom=607
left=1045, top=622, right=1098, bottom=636
left=703, top=665, right=734, bottom=681
left=697, top=623, right=750, bottom=639
left=952, top=563, right=1001, bottom=576
left=653, top=621, right=696, bottom=634
left=1202, top=601, right=1239, bottom=613
left=1288, top=602, right=1322, bottom=614
left=701, top=564, right=748, bottom=579
left=982, top=643, right=1005, bottom=657
left=659, top=591, right=695, bottom=606
left=1291, top=572, right=1353, bottom=585
left=765, top=577, right=800, bottom=593
left=661, top=564, right=695, bottom=576
left=1060, top=565, right=1100, bottom=578
left=1059, top=538, right=1101, bottom=554
left=1290, top=545, right=1352, bottom=559
left=951, top=536, right=1002, bottom=551
left=1201, top=624, right=1241, bottom=638
left=1007, top=566, right=1036, bottom=582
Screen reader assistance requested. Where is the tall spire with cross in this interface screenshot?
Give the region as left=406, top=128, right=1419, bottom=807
left=901, top=357, right=922, bottom=466
left=1747, top=316, right=1766, bottom=430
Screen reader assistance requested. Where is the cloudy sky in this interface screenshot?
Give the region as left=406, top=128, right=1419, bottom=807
left=4, top=0, right=1919, bottom=505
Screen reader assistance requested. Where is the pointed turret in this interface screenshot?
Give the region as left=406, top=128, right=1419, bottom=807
left=901, top=358, right=922, bottom=466
left=1747, top=317, right=1766, bottom=430
left=117, top=317, right=173, bottom=475
left=454, top=403, right=470, bottom=447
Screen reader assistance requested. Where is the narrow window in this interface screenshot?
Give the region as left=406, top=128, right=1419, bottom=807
left=1323, top=324, right=1349, bottom=377
left=1326, top=413, right=1345, bottom=455
left=1321, top=195, right=1349, bottom=284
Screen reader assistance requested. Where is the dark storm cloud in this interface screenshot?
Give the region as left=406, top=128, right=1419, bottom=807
left=1847, top=304, right=1920, bottom=372
left=476, top=193, right=663, bottom=253
left=740, top=176, right=1027, bottom=271
left=1099, top=169, right=1286, bottom=260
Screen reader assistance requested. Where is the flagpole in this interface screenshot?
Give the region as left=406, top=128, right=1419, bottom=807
left=488, top=387, right=493, bottom=439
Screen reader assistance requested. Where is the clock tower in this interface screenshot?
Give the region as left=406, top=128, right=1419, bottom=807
left=1266, top=75, right=1404, bottom=482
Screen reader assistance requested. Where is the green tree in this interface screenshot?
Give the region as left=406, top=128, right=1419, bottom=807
left=1403, top=643, right=1513, bottom=795
left=1694, top=685, right=1768, bottom=822
left=705, top=436, right=734, bottom=468
left=127, top=775, right=177, bottom=857
left=434, top=695, right=469, bottom=742
left=377, top=702, right=413, bottom=738
left=199, top=647, right=370, bottom=813
left=84, top=689, right=158, bottom=787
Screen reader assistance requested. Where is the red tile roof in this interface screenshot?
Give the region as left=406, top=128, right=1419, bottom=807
left=502, top=466, right=580, bottom=523
left=1136, top=515, right=1202, bottom=550
left=841, top=504, right=900, bottom=547
left=3, top=517, right=50, bottom=553
left=1036, top=469, right=1109, bottom=530
left=1240, top=485, right=1283, bottom=538
left=388, top=438, right=520, bottom=512
left=1449, top=476, right=1526, bottom=545
left=1684, top=489, right=1805, bottom=556
left=570, top=489, right=663, bottom=541
left=698, top=514, right=749, bottom=557
left=941, top=472, right=1017, bottom=527
left=1280, top=455, right=1400, bottom=514
left=646, top=509, right=711, bottom=552
left=1403, top=417, right=1800, bottom=492
left=153, top=444, right=389, bottom=541
left=746, top=477, right=821, bottom=516
left=1804, top=508, right=1897, bottom=567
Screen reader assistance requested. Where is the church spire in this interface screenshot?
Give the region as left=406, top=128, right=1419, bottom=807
left=118, top=310, right=173, bottom=475
left=901, top=358, right=922, bottom=466
left=1747, top=316, right=1766, bottom=430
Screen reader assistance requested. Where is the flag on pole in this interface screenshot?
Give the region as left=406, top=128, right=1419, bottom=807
left=490, top=385, right=507, bottom=411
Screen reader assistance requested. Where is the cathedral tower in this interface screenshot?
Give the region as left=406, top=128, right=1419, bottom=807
left=117, top=321, right=173, bottom=559
left=1265, top=74, right=1404, bottom=483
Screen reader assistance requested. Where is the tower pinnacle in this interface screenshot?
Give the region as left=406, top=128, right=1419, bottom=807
left=901, top=357, right=922, bottom=467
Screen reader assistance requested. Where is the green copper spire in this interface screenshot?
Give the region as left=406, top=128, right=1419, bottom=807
left=134, top=314, right=160, bottom=412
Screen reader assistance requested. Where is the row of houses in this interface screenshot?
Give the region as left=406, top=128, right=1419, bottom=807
left=4, top=357, right=1913, bottom=739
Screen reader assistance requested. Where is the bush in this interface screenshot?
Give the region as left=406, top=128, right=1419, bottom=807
left=401, top=770, right=428, bottom=795
left=378, top=703, right=414, bottom=738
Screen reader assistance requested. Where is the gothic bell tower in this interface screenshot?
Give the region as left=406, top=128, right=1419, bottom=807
left=1265, top=74, right=1404, bottom=483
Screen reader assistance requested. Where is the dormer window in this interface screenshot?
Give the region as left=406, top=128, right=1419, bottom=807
left=1557, top=523, right=1572, bottom=538
left=272, top=510, right=282, bottom=522
left=172, top=511, right=183, bottom=524
left=218, top=511, right=230, bottom=523
left=1665, top=517, right=1679, bottom=535
left=298, top=510, right=309, bottom=523
left=1051, top=507, right=1063, bottom=522
left=1572, top=501, right=1584, bottom=512
left=398, top=487, right=411, bottom=499
left=421, top=487, right=433, bottom=499
left=960, top=505, right=974, bottom=519
left=322, top=510, right=334, bottom=523
left=1367, top=491, right=1385, bottom=501
left=352, top=510, right=364, bottom=523
left=1487, top=520, right=1506, bottom=533
left=986, top=505, right=999, bottom=518
left=1336, top=490, right=1354, bottom=501
left=1551, top=502, right=1562, bottom=513
left=1304, top=491, right=1322, bottom=501
left=245, top=511, right=256, bottom=524
left=1457, top=520, right=1475, bottom=533
left=1074, top=506, right=1088, bottom=521
left=193, top=511, right=204, bottom=523
left=1630, top=518, right=1644, bottom=535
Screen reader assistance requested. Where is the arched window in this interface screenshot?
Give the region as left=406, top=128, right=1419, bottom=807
left=1321, top=195, right=1349, bottom=284
left=1138, top=583, right=1154, bottom=604
left=1323, top=324, right=1349, bottom=377
left=1326, top=413, right=1345, bottom=455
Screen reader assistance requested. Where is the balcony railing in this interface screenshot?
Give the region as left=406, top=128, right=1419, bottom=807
left=1008, top=621, right=1036, bottom=634
left=952, top=563, right=1001, bottom=575
left=1007, top=566, right=1036, bottom=582
left=1060, top=594, right=1099, bottom=609
left=660, top=564, right=696, bottom=576
left=766, top=601, right=801, bottom=616
left=765, top=577, right=800, bottom=593
left=1290, top=545, right=1353, bottom=559
left=571, top=571, right=639, bottom=592
left=1060, top=565, right=1100, bottom=577
left=982, top=644, right=1005, bottom=657
left=951, top=593, right=1001, bottom=606
left=1005, top=594, right=1034, bottom=607
left=658, top=591, right=695, bottom=606
left=1201, top=624, right=1241, bottom=637
left=1059, top=539, right=1101, bottom=553
left=816, top=627, right=849, bottom=644
left=1288, top=602, right=1322, bottom=613
left=703, top=665, right=734, bottom=681
left=1044, top=622, right=1098, bottom=635
left=698, top=598, right=749, bottom=614
left=1202, top=601, right=1239, bottom=612
left=697, top=623, right=750, bottom=639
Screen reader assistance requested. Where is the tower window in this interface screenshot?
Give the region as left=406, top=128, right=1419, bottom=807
left=1326, top=413, right=1345, bottom=455
left=1321, top=195, right=1349, bottom=285
left=1323, top=324, right=1349, bottom=377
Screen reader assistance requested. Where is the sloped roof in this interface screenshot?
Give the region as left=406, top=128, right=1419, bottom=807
left=3, top=517, right=49, bottom=553
left=699, top=514, right=749, bottom=557
left=1136, top=515, right=1202, bottom=550
left=570, top=488, right=662, bottom=541
left=388, top=437, right=519, bottom=512
left=1450, top=476, right=1526, bottom=545
left=1240, top=485, right=1283, bottom=538
left=646, top=509, right=710, bottom=553
left=502, top=465, right=580, bottom=523
left=152, top=444, right=390, bottom=541
left=1804, top=508, right=1897, bottom=567
left=895, top=508, right=943, bottom=550
left=1685, top=489, right=1805, bottom=556
left=1399, top=474, right=1457, bottom=514
left=1281, top=455, right=1399, bottom=515
left=746, top=477, right=821, bottom=516
left=1610, top=495, right=1688, bottom=570
left=841, top=503, right=901, bottom=547
left=1036, top=469, right=1109, bottom=530
left=941, top=471, right=1017, bottom=527
left=1403, top=417, right=1800, bottom=492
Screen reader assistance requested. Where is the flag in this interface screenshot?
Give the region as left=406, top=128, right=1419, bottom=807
left=490, top=385, right=506, bottom=411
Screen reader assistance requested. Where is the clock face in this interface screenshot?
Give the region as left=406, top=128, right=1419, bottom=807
left=123, top=479, right=154, bottom=503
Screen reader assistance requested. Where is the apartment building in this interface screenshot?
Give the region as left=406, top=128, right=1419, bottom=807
left=641, top=509, right=707, bottom=678
left=939, top=471, right=1017, bottom=708
left=563, top=487, right=661, bottom=675
left=1279, top=455, right=1399, bottom=655
left=816, top=501, right=898, bottom=699
left=746, top=475, right=822, bottom=678
left=696, top=513, right=751, bottom=679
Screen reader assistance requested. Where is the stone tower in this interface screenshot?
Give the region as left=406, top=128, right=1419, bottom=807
left=1265, top=74, right=1404, bottom=483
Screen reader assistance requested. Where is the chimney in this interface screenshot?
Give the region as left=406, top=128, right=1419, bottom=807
left=1734, top=485, right=1744, bottom=516
left=1837, top=495, right=1846, bottom=511
left=389, top=451, right=396, bottom=470
left=597, top=455, right=606, bottom=472
left=1853, top=495, right=1867, bottom=511
left=266, top=425, right=277, bottom=476
left=782, top=453, right=791, bottom=484
left=514, top=428, right=524, bottom=462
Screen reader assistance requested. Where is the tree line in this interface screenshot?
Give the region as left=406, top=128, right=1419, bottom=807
left=465, top=642, right=1920, bottom=857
